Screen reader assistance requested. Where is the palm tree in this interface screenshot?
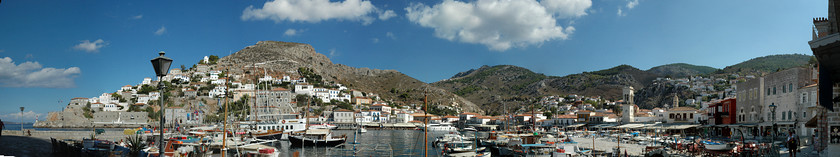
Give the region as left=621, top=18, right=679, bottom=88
left=125, top=134, right=146, bottom=156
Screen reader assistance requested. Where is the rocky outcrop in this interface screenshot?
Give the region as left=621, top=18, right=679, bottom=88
left=34, top=108, right=92, bottom=128
left=218, top=41, right=483, bottom=114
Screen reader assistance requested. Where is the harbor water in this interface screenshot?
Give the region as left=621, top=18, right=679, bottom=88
left=275, top=129, right=474, bottom=157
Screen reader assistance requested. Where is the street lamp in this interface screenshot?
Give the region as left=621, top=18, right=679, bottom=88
left=20, top=107, right=24, bottom=133
left=769, top=103, right=777, bottom=140
left=151, top=51, right=172, bottom=156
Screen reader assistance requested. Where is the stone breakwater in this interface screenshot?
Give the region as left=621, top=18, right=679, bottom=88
left=3, top=130, right=132, bottom=142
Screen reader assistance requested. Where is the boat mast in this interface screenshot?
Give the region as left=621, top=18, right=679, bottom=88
left=223, top=93, right=229, bottom=156
left=423, top=90, right=428, bottom=157
left=253, top=64, right=258, bottom=124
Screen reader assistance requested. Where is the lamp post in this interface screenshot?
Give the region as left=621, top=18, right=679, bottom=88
left=769, top=103, right=777, bottom=141
left=151, top=51, right=172, bottom=156
left=20, top=107, right=24, bottom=133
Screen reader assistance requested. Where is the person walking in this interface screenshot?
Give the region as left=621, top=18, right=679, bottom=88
left=788, top=130, right=798, bottom=157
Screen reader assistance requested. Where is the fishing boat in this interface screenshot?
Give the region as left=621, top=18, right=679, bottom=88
left=441, top=141, right=491, bottom=157
left=702, top=140, right=735, bottom=151
left=289, top=129, right=347, bottom=147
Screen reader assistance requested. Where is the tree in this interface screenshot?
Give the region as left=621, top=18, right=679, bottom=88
left=180, top=65, right=186, bottom=70
left=208, top=55, right=219, bottom=64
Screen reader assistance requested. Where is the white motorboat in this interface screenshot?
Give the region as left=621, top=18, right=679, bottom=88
left=308, top=123, right=338, bottom=130
left=702, top=141, right=735, bottom=151
left=422, top=123, right=458, bottom=131
left=441, top=141, right=490, bottom=157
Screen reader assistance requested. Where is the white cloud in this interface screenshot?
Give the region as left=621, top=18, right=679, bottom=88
left=540, top=0, right=592, bottom=18
left=284, top=29, right=299, bottom=36
left=618, top=0, right=639, bottom=16
left=155, top=26, right=166, bottom=35
left=0, top=111, right=44, bottom=122
left=378, top=10, right=396, bottom=20
left=133, top=14, right=143, bottom=19
left=386, top=32, right=396, bottom=39
left=372, top=38, right=379, bottom=43
left=627, top=0, right=639, bottom=9
left=73, top=39, right=107, bottom=53
left=406, top=0, right=585, bottom=51
left=617, top=8, right=624, bottom=16
left=0, top=57, right=81, bottom=88
left=328, top=48, right=338, bottom=57
left=242, top=0, right=382, bottom=25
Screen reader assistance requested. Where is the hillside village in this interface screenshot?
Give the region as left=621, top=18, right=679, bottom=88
left=36, top=44, right=819, bottom=139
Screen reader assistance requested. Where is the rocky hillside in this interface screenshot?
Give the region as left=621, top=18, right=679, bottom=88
left=431, top=65, right=546, bottom=115
left=433, top=54, right=813, bottom=112
left=721, top=54, right=813, bottom=76
left=432, top=64, right=660, bottom=114
left=218, top=41, right=483, bottom=114
left=647, top=63, right=718, bottom=78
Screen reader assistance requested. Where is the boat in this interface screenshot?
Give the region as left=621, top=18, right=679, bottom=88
left=240, top=114, right=308, bottom=140
left=308, top=123, right=338, bottom=130
left=702, top=140, right=735, bottom=151
left=237, top=144, right=280, bottom=157
left=421, top=123, right=458, bottom=131
left=434, top=133, right=467, bottom=148
left=513, top=144, right=554, bottom=157
left=441, top=141, right=491, bottom=157
left=357, top=127, right=367, bottom=133
left=289, top=129, right=347, bottom=147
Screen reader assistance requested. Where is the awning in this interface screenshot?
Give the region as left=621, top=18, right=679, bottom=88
left=805, top=116, right=819, bottom=128
left=664, top=124, right=700, bottom=130
left=565, top=124, right=586, bottom=128
left=592, top=124, right=616, bottom=128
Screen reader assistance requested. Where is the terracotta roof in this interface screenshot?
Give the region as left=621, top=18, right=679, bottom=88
left=335, top=109, right=353, bottom=112
left=134, top=103, right=146, bottom=106
left=670, top=107, right=698, bottom=112
left=460, top=112, right=479, bottom=115
left=123, top=85, right=132, bottom=87
left=634, top=112, right=652, bottom=117
left=443, top=116, right=458, bottom=118
left=408, top=120, right=423, bottom=123
left=372, top=104, right=387, bottom=107
left=555, top=114, right=577, bottom=119
left=475, top=116, right=493, bottom=119
left=72, top=97, right=89, bottom=100
left=271, top=87, right=288, bottom=91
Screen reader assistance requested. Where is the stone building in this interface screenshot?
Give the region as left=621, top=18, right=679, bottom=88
left=761, top=67, right=813, bottom=133
left=254, top=87, right=295, bottom=121
left=736, top=77, right=765, bottom=124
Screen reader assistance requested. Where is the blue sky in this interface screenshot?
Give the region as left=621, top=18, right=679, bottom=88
left=0, top=0, right=826, bottom=122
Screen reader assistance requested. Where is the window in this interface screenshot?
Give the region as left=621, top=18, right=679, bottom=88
left=767, top=88, right=771, bottom=95
left=789, top=111, right=793, bottom=120
left=804, top=112, right=807, bottom=118
left=782, top=85, right=786, bottom=93
left=773, top=87, right=776, bottom=95
left=782, top=112, right=785, bottom=120
left=790, top=83, right=793, bottom=92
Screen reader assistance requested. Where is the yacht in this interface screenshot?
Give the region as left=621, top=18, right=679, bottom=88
left=240, top=114, right=307, bottom=140
left=421, top=123, right=458, bottom=131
